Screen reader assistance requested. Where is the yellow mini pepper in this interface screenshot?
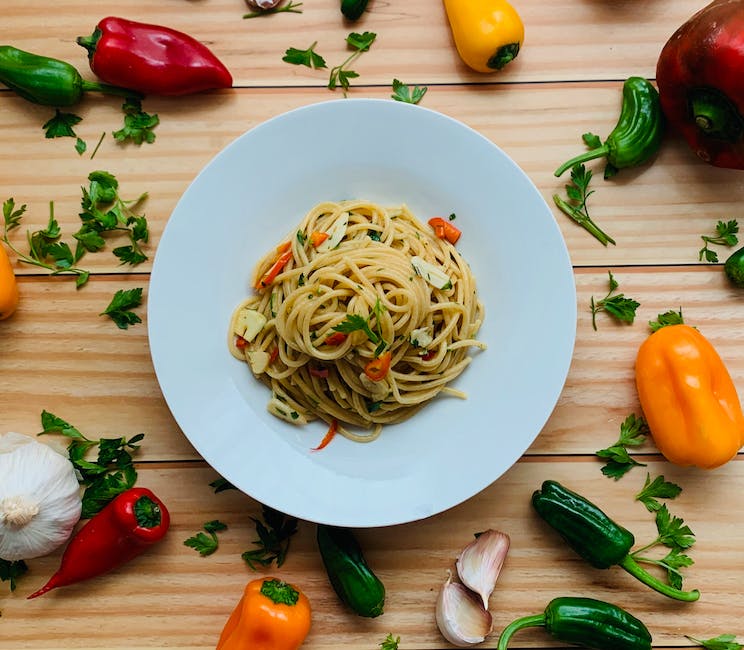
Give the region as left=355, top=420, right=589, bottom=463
left=635, top=323, right=744, bottom=469
left=0, top=244, right=19, bottom=321
left=216, top=577, right=311, bottom=650
left=443, top=0, right=525, bottom=73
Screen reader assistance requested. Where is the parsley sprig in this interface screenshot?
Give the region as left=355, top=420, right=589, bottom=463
left=332, top=298, right=388, bottom=355
left=283, top=41, right=327, bottom=69
left=595, top=413, right=649, bottom=479
left=649, top=308, right=684, bottom=332
left=699, top=219, right=738, bottom=263
left=380, top=633, right=401, bottom=650
left=38, top=410, right=144, bottom=519
left=553, top=164, right=615, bottom=246
left=113, top=98, right=159, bottom=146
left=590, top=271, right=640, bottom=331
left=184, top=520, right=228, bottom=556
left=636, top=473, right=682, bottom=512
left=43, top=109, right=86, bottom=155
left=688, top=635, right=744, bottom=650
left=241, top=504, right=298, bottom=570
left=328, top=31, right=377, bottom=92
left=391, top=79, right=427, bottom=104
left=101, top=287, right=144, bottom=329
left=0, top=558, right=28, bottom=592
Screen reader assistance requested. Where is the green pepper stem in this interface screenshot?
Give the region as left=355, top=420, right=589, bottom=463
left=497, top=613, right=546, bottom=650
left=619, top=554, right=700, bottom=602
left=80, top=79, right=143, bottom=100
left=555, top=145, right=610, bottom=177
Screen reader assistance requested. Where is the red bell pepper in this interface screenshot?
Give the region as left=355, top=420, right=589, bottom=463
left=656, top=0, right=744, bottom=169
left=76, top=17, right=233, bottom=96
left=27, top=487, right=170, bottom=599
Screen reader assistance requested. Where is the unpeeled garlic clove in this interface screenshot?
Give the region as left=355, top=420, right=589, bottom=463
left=245, top=0, right=282, bottom=8
left=436, top=571, right=493, bottom=647
left=456, top=529, right=510, bottom=610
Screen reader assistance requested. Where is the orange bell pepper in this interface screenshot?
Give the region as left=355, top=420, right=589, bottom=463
left=0, top=244, right=19, bottom=320
left=635, top=323, right=744, bottom=469
left=216, top=577, right=311, bottom=650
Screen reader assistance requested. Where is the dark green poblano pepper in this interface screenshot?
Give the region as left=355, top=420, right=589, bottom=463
left=554, top=76, right=664, bottom=178
left=532, top=480, right=700, bottom=601
left=0, top=45, right=137, bottom=106
left=497, top=597, right=652, bottom=650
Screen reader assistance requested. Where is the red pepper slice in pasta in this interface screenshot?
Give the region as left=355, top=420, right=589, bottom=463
left=256, top=247, right=293, bottom=290
left=364, top=351, right=392, bottom=382
left=323, top=332, right=348, bottom=346
left=428, top=217, right=461, bottom=244
left=310, top=231, right=329, bottom=247
left=311, top=419, right=339, bottom=451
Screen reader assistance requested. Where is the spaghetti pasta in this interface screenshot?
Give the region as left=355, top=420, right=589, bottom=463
left=229, top=199, right=485, bottom=443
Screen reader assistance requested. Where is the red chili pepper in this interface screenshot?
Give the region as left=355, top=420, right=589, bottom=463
left=256, top=247, right=294, bottom=290
left=363, top=351, right=392, bottom=382
left=76, top=17, right=233, bottom=96
left=323, top=331, right=348, bottom=346
left=311, top=419, right=338, bottom=451
left=309, top=365, right=330, bottom=378
left=27, top=487, right=170, bottom=599
left=309, top=231, right=329, bottom=247
left=428, top=217, right=461, bottom=244
left=656, top=0, right=744, bottom=168
left=268, top=346, right=280, bottom=364
left=235, top=336, right=248, bottom=350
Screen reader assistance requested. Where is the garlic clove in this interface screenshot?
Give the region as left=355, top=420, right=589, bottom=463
left=245, top=0, right=282, bottom=9
left=456, top=529, right=510, bottom=610
left=436, top=571, right=493, bottom=647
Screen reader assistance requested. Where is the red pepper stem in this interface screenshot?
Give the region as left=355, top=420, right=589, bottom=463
left=689, top=88, right=744, bottom=143
left=619, top=554, right=700, bottom=602
left=79, top=79, right=142, bottom=100
left=496, top=613, right=546, bottom=650
left=554, top=144, right=610, bottom=177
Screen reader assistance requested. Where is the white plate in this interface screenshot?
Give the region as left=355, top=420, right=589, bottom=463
left=148, top=98, right=576, bottom=528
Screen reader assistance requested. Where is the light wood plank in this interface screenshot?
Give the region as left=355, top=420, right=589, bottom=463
left=3, top=268, right=744, bottom=462
left=0, top=460, right=740, bottom=649
left=1, top=0, right=706, bottom=85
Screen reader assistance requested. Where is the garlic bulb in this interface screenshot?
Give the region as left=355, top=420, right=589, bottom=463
left=456, top=529, right=511, bottom=609
left=436, top=571, right=493, bottom=647
left=245, top=0, right=282, bottom=9
left=0, top=432, right=82, bottom=561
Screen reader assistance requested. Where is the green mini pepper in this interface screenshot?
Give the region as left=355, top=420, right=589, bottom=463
left=555, top=76, right=664, bottom=178
left=0, top=45, right=137, bottom=106
left=497, top=597, right=652, bottom=650
left=532, top=480, right=700, bottom=601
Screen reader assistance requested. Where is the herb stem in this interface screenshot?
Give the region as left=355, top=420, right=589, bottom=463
left=553, top=194, right=616, bottom=246
left=619, top=554, right=700, bottom=601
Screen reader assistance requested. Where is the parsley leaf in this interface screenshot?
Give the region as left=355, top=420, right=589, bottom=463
left=391, top=79, right=427, bottom=104
left=38, top=410, right=144, bottom=518
left=590, top=271, right=640, bottom=330
left=332, top=298, right=387, bottom=350
left=0, top=558, right=28, bottom=592
left=649, top=308, right=684, bottom=332
left=113, top=98, right=159, bottom=146
left=184, top=520, right=228, bottom=556
left=636, top=473, right=682, bottom=512
left=380, top=633, right=401, bottom=650
left=328, top=31, right=377, bottom=92
left=283, top=41, right=327, bottom=69
left=210, top=477, right=237, bottom=493
left=699, top=219, right=739, bottom=263
left=687, top=635, right=743, bottom=650
left=552, top=163, right=615, bottom=246
left=241, top=504, right=298, bottom=570
left=3, top=197, right=26, bottom=231
left=43, top=109, right=83, bottom=140
left=654, top=504, right=696, bottom=549
left=244, top=0, right=303, bottom=18
left=100, top=287, right=143, bottom=329
left=595, top=413, right=649, bottom=479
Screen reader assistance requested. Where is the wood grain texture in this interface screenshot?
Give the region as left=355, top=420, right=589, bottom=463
left=0, top=460, right=740, bottom=649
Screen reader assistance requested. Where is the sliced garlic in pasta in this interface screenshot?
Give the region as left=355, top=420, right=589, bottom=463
left=267, top=397, right=309, bottom=425
left=411, top=256, right=452, bottom=290
left=316, top=211, right=349, bottom=252
left=234, top=308, right=267, bottom=342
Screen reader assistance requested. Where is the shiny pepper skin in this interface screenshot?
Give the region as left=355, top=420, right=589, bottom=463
left=443, top=0, right=524, bottom=73
left=656, top=0, right=744, bottom=168
left=216, top=577, right=311, bottom=650
left=635, top=324, right=744, bottom=469
left=0, top=244, right=19, bottom=320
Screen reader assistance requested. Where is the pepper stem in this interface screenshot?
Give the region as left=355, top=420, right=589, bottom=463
left=619, top=554, right=700, bottom=602
left=133, top=495, right=162, bottom=529
left=488, top=43, right=521, bottom=70
left=260, top=578, right=300, bottom=606
left=554, top=144, right=610, bottom=177
left=496, top=613, right=546, bottom=650
left=80, top=79, right=143, bottom=100
left=689, top=87, right=744, bottom=143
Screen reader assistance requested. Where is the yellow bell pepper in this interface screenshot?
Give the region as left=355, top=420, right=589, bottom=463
left=443, top=0, right=525, bottom=73
left=0, top=244, right=19, bottom=321
left=216, top=577, right=311, bottom=650
left=635, top=323, right=744, bottom=469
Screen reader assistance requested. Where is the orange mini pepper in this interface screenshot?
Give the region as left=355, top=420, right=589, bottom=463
left=0, top=244, right=19, bottom=320
left=216, top=577, right=311, bottom=650
left=635, top=323, right=744, bottom=469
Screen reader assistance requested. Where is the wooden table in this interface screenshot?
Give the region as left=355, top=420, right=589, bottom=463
left=2, top=1, right=743, bottom=648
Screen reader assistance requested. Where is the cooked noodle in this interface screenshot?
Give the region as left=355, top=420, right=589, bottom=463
left=229, top=199, right=485, bottom=442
